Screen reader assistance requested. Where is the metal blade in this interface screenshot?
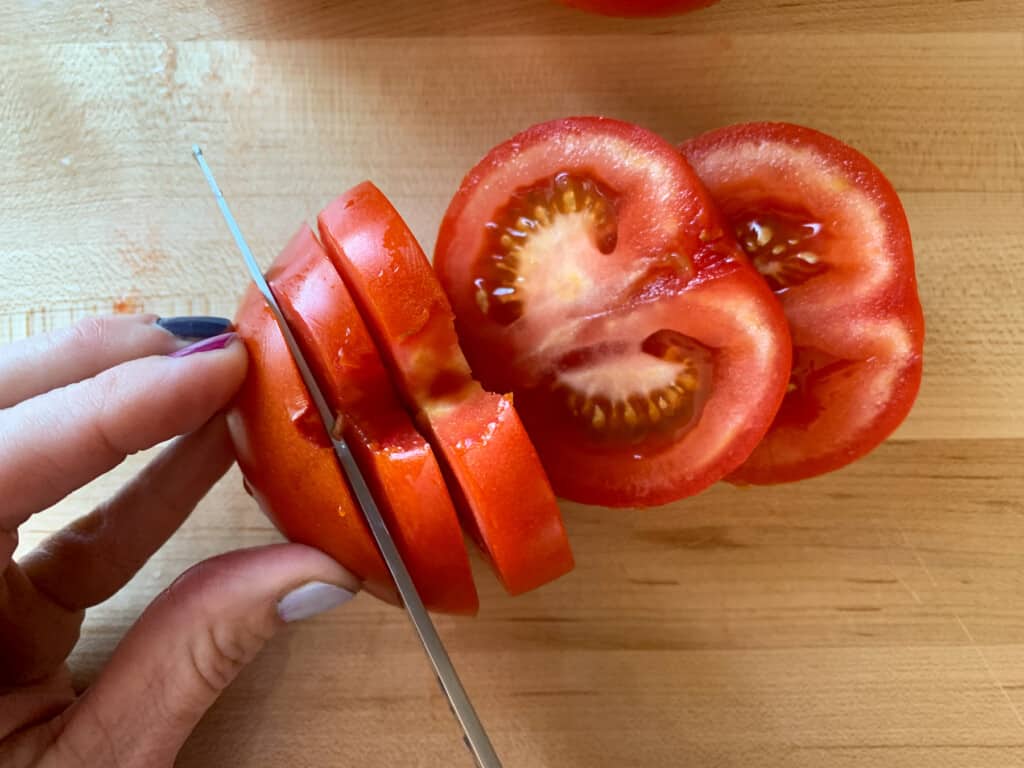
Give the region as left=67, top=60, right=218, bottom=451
left=192, top=146, right=502, bottom=768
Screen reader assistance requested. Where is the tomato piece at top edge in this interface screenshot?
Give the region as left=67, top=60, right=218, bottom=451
left=317, top=183, right=574, bottom=596
left=682, top=122, right=925, bottom=484
left=226, top=236, right=389, bottom=598
left=267, top=225, right=478, bottom=614
left=434, top=116, right=792, bottom=507
left=559, top=0, right=719, bottom=17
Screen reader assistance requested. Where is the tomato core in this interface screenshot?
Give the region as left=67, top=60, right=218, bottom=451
left=730, top=208, right=830, bottom=293
left=473, top=172, right=620, bottom=325
left=547, top=327, right=711, bottom=444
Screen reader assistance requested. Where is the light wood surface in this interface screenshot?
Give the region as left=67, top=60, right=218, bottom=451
left=3, top=1, right=1023, bottom=765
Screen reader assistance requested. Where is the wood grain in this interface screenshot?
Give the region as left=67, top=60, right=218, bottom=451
left=1, top=0, right=1022, bottom=42
left=3, top=1, right=1023, bottom=766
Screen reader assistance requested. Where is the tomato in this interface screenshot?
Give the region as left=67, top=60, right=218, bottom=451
left=559, top=0, right=719, bottom=17
left=434, top=117, right=791, bottom=507
left=227, top=234, right=389, bottom=598
left=267, top=225, right=478, bottom=614
left=682, top=122, right=925, bottom=484
left=318, top=183, right=574, bottom=595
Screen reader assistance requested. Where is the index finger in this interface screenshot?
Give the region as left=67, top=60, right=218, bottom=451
left=0, top=314, right=231, bottom=409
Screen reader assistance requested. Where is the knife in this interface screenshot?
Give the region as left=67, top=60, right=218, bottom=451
left=192, top=146, right=502, bottom=768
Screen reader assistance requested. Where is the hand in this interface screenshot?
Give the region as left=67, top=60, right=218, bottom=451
left=0, top=314, right=360, bottom=767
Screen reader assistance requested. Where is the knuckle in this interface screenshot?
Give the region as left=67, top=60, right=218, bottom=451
left=186, top=623, right=253, bottom=696
left=67, top=315, right=112, bottom=353
left=76, top=371, right=131, bottom=460
left=50, top=701, right=127, bottom=768
left=155, top=558, right=275, bottom=721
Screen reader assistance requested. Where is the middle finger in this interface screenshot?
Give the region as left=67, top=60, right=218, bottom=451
left=20, top=416, right=237, bottom=612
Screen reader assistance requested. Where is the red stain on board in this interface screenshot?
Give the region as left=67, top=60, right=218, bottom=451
left=113, top=295, right=143, bottom=314
left=138, top=249, right=167, bottom=276
left=119, top=247, right=167, bottom=279
left=115, top=226, right=168, bottom=279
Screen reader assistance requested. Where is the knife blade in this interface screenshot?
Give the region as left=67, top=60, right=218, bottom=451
left=192, top=146, right=502, bottom=768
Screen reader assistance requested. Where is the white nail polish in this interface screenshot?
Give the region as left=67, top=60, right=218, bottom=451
left=277, top=581, right=355, bottom=623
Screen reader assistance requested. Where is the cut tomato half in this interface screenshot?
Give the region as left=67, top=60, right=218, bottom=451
left=227, top=268, right=389, bottom=598
left=682, top=122, right=925, bottom=484
left=318, top=183, right=574, bottom=595
left=267, top=225, right=478, bottom=614
left=434, top=116, right=791, bottom=507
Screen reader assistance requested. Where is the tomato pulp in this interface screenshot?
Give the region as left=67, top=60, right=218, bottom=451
left=227, top=232, right=391, bottom=598
left=435, top=117, right=791, bottom=507
left=268, top=225, right=478, bottom=614
left=683, top=122, right=925, bottom=484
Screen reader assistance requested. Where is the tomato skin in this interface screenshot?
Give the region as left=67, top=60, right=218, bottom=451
left=424, top=388, right=573, bottom=594
left=435, top=116, right=792, bottom=507
left=268, top=225, right=478, bottom=614
left=318, top=183, right=574, bottom=594
left=226, top=236, right=389, bottom=597
left=682, top=122, right=925, bottom=484
left=560, top=0, right=719, bottom=17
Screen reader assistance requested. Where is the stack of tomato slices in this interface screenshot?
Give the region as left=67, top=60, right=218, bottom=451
left=435, top=117, right=923, bottom=502
left=228, top=116, right=923, bottom=613
left=228, top=186, right=574, bottom=615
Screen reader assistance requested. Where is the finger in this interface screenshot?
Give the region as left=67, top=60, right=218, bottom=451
left=0, top=335, right=246, bottom=533
left=0, top=314, right=230, bottom=410
left=1, top=419, right=232, bottom=682
left=0, top=666, right=74, bottom=739
left=0, top=562, right=83, bottom=685
left=20, top=416, right=235, bottom=612
left=55, top=544, right=358, bottom=767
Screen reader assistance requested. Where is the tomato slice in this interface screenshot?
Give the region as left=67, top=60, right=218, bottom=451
left=267, top=225, right=478, bottom=614
left=434, top=117, right=791, bottom=507
left=559, top=0, right=719, bottom=17
left=227, top=254, right=388, bottom=598
left=318, top=183, right=574, bottom=595
left=682, top=122, right=925, bottom=484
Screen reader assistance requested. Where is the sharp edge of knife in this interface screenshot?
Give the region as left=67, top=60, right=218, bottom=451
left=190, top=146, right=502, bottom=768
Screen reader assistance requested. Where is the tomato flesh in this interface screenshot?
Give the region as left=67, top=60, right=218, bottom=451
left=267, top=225, right=478, bottom=614
left=227, top=238, right=389, bottom=598
left=318, top=183, right=574, bottom=595
left=682, top=122, right=925, bottom=484
left=435, top=117, right=792, bottom=506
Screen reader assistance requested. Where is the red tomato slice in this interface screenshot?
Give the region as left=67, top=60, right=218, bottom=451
left=318, top=183, right=574, bottom=595
left=227, top=252, right=388, bottom=598
left=682, top=122, right=925, bottom=484
left=267, top=225, right=478, bottom=614
left=560, top=0, right=719, bottom=17
left=434, top=117, right=791, bottom=507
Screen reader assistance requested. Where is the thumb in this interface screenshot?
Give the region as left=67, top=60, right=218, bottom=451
left=55, top=543, right=359, bottom=768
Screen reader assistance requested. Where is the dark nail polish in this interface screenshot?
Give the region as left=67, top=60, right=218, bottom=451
left=156, top=316, right=233, bottom=340
left=168, top=332, right=238, bottom=358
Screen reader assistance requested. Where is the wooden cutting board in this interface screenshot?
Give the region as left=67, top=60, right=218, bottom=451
left=3, top=1, right=1023, bottom=765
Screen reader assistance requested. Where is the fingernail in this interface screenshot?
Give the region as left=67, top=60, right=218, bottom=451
left=156, top=316, right=233, bottom=340
left=277, top=581, right=355, bottom=622
left=168, top=332, right=238, bottom=358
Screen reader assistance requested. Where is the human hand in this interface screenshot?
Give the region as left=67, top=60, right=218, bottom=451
left=0, top=314, right=360, bottom=767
